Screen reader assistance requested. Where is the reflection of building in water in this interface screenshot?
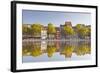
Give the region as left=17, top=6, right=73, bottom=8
left=22, top=41, right=91, bottom=58
left=48, top=41, right=55, bottom=46
left=47, top=41, right=60, bottom=51
left=55, top=41, right=60, bottom=50
left=41, top=41, right=47, bottom=52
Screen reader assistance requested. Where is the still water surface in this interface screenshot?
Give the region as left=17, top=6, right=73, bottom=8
left=22, top=40, right=91, bottom=63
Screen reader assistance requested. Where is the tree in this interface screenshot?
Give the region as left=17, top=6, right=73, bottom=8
left=47, top=23, right=56, bottom=39
left=78, top=27, right=89, bottom=38
left=22, top=25, right=31, bottom=35
left=76, top=24, right=84, bottom=30
left=87, top=27, right=91, bottom=37
left=76, top=24, right=90, bottom=39
left=31, top=23, right=42, bottom=37
left=47, top=23, right=56, bottom=34
left=63, top=25, right=75, bottom=38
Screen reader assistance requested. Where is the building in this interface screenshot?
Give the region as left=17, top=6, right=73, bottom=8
left=55, top=41, right=60, bottom=50
left=60, top=24, right=66, bottom=39
left=60, top=21, right=79, bottom=39
left=41, top=41, right=47, bottom=51
left=60, top=21, right=73, bottom=39
left=41, top=26, right=47, bottom=39
left=65, top=21, right=72, bottom=27
left=56, top=31, right=60, bottom=39
left=55, top=27, right=60, bottom=39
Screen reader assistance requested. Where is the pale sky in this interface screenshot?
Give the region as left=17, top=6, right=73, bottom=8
left=22, top=10, right=91, bottom=27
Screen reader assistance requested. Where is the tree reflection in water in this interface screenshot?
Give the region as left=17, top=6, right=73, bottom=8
left=60, top=45, right=74, bottom=58
left=74, top=42, right=91, bottom=56
left=22, top=41, right=91, bottom=58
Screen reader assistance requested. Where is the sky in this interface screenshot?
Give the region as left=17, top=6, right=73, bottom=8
left=23, top=53, right=91, bottom=63
left=22, top=10, right=91, bottom=27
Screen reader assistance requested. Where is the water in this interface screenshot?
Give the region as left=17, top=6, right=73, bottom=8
left=22, top=40, right=91, bottom=63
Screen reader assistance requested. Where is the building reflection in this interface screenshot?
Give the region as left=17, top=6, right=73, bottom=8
left=22, top=41, right=91, bottom=58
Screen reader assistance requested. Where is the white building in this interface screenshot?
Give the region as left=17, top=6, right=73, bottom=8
left=41, top=41, right=47, bottom=50
left=41, top=29, right=47, bottom=39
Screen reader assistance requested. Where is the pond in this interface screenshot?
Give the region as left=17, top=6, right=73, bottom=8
left=22, top=40, right=91, bottom=63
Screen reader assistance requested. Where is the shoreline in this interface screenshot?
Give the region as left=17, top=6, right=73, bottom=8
left=22, top=39, right=90, bottom=42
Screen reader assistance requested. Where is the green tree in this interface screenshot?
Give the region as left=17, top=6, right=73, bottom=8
left=47, top=23, right=56, bottom=34
left=87, top=27, right=91, bottom=37
left=47, top=23, right=56, bottom=39
left=76, top=24, right=90, bottom=39
left=76, top=24, right=84, bottom=30
left=22, top=25, right=31, bottom=35
left=31, top=23, right=42, bottom=37
left=79, top=27, right=89, bottom=38
left=63, top=25, right=75, bottom=38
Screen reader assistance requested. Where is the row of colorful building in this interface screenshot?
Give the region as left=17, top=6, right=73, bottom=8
left=23, top=21, right=91, bottom=39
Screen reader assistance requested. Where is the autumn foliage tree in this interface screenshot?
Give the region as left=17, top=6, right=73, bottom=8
left=31, top=47, right=42, bottom=57
left=63, top=25, right=75, bottom=38
left=60, top=45, right=74, bottom=58
left=22, top=25, right=31, bottom=35
left=31, top=23, right=42, bottom=37
left=75, top=43, right=91, bottom=56
left=47, top=45, right=57, bottom=57
left=76, top=24, right=90, bottom=39
left=47, top=23, right=56, bottom=39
